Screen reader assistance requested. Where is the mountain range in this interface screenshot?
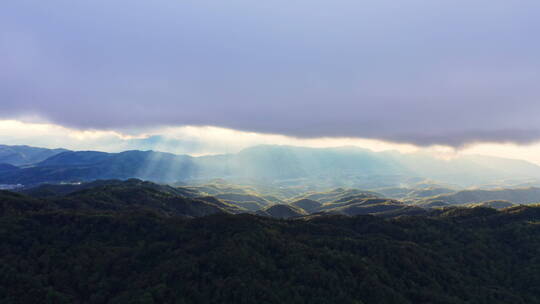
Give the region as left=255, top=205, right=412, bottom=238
left=6, top=177, right=540, bottom=218
left=0, top=144, right=68, bottom=166
left=2, top=144, right=540, bottom=189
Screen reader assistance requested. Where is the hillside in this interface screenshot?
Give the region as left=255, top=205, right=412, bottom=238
left=14, top=179, right=536, bottom=219
left=406, top=187, right=456, bottom=198
left=0, top=145, right=68, bottom=166
left=14, top=181, right=434, bottom=218
left=1, top=199, right=540, bottom=303
left=0, top=163, right=19, bottom=173
left=293, top=188, right=382, bottom=204
left=19, top=179, right=200, bottom=198
left=290, top=198, right=322, bottom=213
left=323, top=199, right=427, bottom=217
left=467, top=200, right=516, bottom=209
left=214, top=193, right=271, bottom=206
left=2, top=179, right=237, bottom=218
left=420, top=187, right=540, bottom=205
left=261, top=204, right=308, bottom=218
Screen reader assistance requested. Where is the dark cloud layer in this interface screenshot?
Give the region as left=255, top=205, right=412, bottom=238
left=1, top=0, right=540, bottom=146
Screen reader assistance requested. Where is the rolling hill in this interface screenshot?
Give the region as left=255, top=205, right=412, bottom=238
left=2, top=179, right=237, bottom=217
left=419, top=187, right=540, bottom=206
left=290, top=198, right=322, bottom=213
left=261, top=204, right=308, bottom=218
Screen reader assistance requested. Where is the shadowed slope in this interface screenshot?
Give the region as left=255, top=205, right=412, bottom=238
left=2, top=179, right=234, bottom=217
left=1, top=204, right=540, bottom=303
left=262, top=204, right=308, bottom=219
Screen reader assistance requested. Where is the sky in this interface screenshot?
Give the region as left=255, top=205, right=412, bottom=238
left=1, top=1, right=540, bottom=162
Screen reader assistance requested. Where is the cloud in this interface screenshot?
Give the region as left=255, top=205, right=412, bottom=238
left=0, top=120, right=419, bottom=155
left=6, top=119, right=540, bottom=166
left=1, top=0, right=540, bottom=146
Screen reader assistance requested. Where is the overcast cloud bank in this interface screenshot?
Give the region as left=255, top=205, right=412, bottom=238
left=1, top=1, right=540, bottom=146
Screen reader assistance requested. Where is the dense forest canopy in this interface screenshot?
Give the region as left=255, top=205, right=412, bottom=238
left=1, top=180, right=540, bottom=303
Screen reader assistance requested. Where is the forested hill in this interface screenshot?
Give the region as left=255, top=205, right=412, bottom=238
left=418, top=187, right=540, bottom=206
left=1, top=186, right=540, bottom=303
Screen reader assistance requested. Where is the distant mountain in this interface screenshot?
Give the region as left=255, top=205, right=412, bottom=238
left=308, top=195, right=426, bottom=217
left=419, top=187, right=540, bottom=205
left=290, top=198, right=322, bottom=213
left=387, top=151, right=540, bottom=186
left=2, top=144, right=540, bottom=187
left=332, top=203, right=428, bottom=217
left=0, top=150, right=196, bottom=185
left=468, top=200, right=516, bottom=209
left=195, top=145, right=413, bottom=187
left=261, top=204, right=307, bottom=218
left=417, top=200, right=451, bottom=208
left=217, top=145, right=540, bottom=187
left=214, top=193, right=271, bottom=206
left=0, top=163, right=19, bottom=173
left=293, top=188, right=382, bottom=204
left=36, top=150, right=110, bottom=167
left=0, top=144, right=68, bottom=166
left=406, top=187, right=456, bottom=198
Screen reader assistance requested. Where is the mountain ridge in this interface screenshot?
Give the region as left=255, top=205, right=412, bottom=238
left=2, top=144, right=540, bottom=188
left=0, top=144, right=69, bottom=166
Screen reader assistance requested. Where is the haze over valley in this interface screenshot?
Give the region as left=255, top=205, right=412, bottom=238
left=3, top=144, right=540, bottom=189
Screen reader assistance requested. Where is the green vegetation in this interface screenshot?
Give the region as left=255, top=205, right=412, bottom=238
left=292, top=188, right=382, bottom=204
left=1, top=187, right=540, bottom=303
left=4, top=144, right=540, bottom=302
left=467, top=200, right=516, bottom=209
left=375, top=186, right=456, bottom=200
left=2, top=179, right=235, bottom=218
left=260, top=204, right=307, bottom=218
left=214, top=193, right=272, bottom=206
left=290, top=198, right=322, bottom=213
left=419, top=187, right=540, bottom=206
left=3, top=175, right=540, bottom=303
